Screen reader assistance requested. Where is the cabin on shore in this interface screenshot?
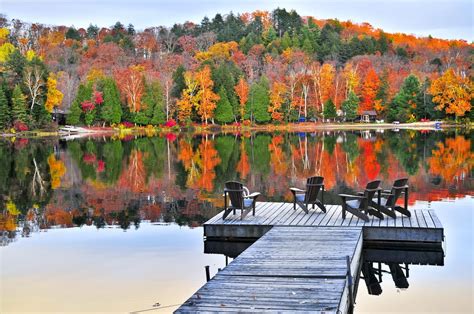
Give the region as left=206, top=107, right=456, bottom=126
left=360, top=110, right=377, bottom=123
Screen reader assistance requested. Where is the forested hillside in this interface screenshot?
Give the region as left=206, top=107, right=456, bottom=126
left=0, top=9, right=472, bottom=130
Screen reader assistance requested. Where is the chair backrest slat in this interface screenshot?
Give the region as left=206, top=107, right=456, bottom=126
left=305, top=176, right=324, bottom=203
left=361, top=180, right=381, bottom=209
left=225, top=181, right=244, bottom=209
left=386, top=178, right=408, bottom=206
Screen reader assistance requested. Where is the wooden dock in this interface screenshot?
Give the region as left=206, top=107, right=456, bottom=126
left=176, top=202, right=444, bottom=313
left=177, top=226, right=362, bottom=313
left=204, top=203, right=444, bottom=243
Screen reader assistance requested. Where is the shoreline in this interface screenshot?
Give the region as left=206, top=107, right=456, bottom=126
left=0, top=121, right=471, bottom=139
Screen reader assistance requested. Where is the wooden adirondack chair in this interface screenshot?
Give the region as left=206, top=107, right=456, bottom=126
left=339, top=180, right=384, bottom=222
left=371, top=178, right=410, bottom=218
left=289, top=176, right=326, bottom=214
left=222, top=181, right=261, bottom=220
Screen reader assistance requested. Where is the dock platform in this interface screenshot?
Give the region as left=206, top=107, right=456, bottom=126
left=177, top=226, right=362, bottom=313
left=176, top=202, right=444, bottom=313
left=204, top=203, right=443, bottom=243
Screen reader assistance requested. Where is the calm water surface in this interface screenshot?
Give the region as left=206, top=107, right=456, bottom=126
left=1, top=129, right=473, bottom=313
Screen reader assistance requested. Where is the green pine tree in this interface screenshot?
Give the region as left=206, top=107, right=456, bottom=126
left=341, top=91, right=359, bottom=121
left=101, top=78, right=123, bottom=125
left=172, top=65, right=186, bottom=99
left=323, top=99, right=337, bottom=121
left=11, top=85, right=28, bottom=124
left=281, top=32, right=292, bottom=50
left=67, top=83, right=93, bottom=125
left=135, top=81, right=165, bottom=125
left=248, top=77, right=271, bottom=123
left=215, top=87, right=234, bottom=124
left=67, top=100, right=82, bottom=125
left=0, top=86, right=10, bottom=129
left=387, top=74, right=421, bottom=122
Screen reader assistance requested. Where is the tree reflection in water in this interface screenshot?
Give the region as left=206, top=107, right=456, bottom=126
left=0, top=130, right=472, bottom=246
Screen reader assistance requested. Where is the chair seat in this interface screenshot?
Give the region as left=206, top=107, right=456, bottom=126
left=243, top=198, right=254, bottom=208
left=295, top=194, right=306, bottom=202
left=347, top=199, right=361, bottom=209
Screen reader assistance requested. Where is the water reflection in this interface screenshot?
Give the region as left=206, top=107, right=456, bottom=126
left=359, top=246, right=444, bottom=297
left=1, top=130, right=472, bottom=246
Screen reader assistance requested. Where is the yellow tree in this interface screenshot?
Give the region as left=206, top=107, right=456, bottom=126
left=195, top=66, right=219, bottom=124
left=234, top=77, right=249, bottom=121
left=268, top=81, right=287, bottom=122
left=177, top=71, right=199, bottom=123
left=429, top=68, right=473, bottom=118
left=45, top=73, right=64, bottom=113
left=312, top=62, right=335, bottom=113
left=342, top=63, right=360, bottom=97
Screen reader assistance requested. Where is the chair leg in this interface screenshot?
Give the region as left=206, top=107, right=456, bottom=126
left=394, top=206, right=411, bottom=217
left=346, top=205, right=370, bottom=222
left=367, top=207, right=384, bottom=220
left=316, top=200, right=327, bottom=213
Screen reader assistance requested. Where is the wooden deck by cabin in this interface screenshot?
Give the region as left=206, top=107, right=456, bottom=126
left=176, top=202, right=444, bottom=313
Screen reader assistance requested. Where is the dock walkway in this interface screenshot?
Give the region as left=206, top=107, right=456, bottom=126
left=177, top=226, right=363, bottom=313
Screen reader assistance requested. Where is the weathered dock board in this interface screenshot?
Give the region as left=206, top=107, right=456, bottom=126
left=176, top=226, right=363, bottom=313
left=204, top=203, right=443, bottom=243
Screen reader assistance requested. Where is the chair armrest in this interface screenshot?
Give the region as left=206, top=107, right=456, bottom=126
left=290, top=187, right=306, bottom=193
left=338, top=194, right=366, bottom=199
left=356, top=191, right=365, bottom=196
left=365, top=187, right=382, bottom=192
left=245, top=192, right=261, bottom=199
left=392, top=185, right=409, bottom=190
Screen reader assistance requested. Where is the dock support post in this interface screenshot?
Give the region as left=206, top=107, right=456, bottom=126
left=205, top=265, right=210, bottom=282
left=346, top=255, right=354, bottom=313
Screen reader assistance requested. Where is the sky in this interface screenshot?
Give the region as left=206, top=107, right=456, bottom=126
left=1, top=0, right=473, bottom=41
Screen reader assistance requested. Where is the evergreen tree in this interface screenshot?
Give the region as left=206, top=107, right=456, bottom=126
left=248, top=77, right=271, bottom=123
left=0, top=86, right=10, bottom=129
left=135, top=81, right=165, bottom=125
left=263, top=26, right=277, bottom=45
left=376, top=72, right=390, bottom=113
left=67, top=83, right=93, bottom=125
left=67, top=99, right=82, bottom=125
left=101, top=78, right=122, bottom=125
left=387, top=74, right=421, bottom=122
left=421, top=78, right=443, bottom=120
left=172, top=65, right=186, bottom=99
left=291, top=32, right=300, bottom=48
left=323, top=99, right=337, bottom=121
left=11, top=85, right=28, bottom=124
left=281, top=32, right=292, bottom=50
left=65, top=27, right=81, bottom=41
left=341, top=91, right=359, bottom=121
left=212, top=62, right=241, bottom=116
left=215, top=87, right=234, bottom=124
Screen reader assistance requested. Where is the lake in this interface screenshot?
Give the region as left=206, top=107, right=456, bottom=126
left=1, top=129, right=473, bottom=313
